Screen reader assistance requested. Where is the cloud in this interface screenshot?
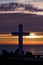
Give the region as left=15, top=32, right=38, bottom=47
left=0, top=0, right=43, bottom=9
left=0, top=2, right=43, bottom=12
left=25, top=4, right=43, bottom=12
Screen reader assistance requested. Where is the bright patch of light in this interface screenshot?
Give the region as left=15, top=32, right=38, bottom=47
left=26, top=36, right=40, bottom=38
left=0, top=10, right=43, bottom=15
left=29, top=33, right=35, bottom=36
left=25, top=33, right=42, bottom=38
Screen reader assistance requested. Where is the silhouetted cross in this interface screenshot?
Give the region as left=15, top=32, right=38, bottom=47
left=12, top=24, right=29, bottom=56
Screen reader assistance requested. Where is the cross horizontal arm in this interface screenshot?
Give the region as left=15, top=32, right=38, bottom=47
left=23, top=32, right=29, bottom=36
left=12, top=32, right=29, bottom=36
left=12, top=32, right=19, bottom=36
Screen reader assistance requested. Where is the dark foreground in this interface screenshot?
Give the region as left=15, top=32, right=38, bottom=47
left=0, top=56, right=43, bottom=65
left=0, top=49, right=43, bottom=65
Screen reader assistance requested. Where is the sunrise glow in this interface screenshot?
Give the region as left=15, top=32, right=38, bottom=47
left=0, top=32, right=43, bottom=45
left=25, top=33, right=41, bottom=38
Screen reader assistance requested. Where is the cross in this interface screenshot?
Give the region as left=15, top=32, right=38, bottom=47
left=12, top=24, right=29, bottom=56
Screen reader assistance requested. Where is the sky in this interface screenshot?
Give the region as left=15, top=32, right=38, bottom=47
left=0, top=14, right=43, bottom=33
left=0, top=11, right=43, bottom=45
left=0, top=33, right=43, bottom=45
left=0, top=0, right=43, bottom=45
left=0, top=0, right=43, bottom=9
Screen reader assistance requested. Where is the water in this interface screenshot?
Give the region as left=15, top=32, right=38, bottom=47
left=0, top=45, right=43, bottom=55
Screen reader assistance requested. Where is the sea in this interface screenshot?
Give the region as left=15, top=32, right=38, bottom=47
left=0, top=44, right=43, bottom=55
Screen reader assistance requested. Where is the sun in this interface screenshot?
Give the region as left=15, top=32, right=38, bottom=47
left=29, top=33, right=37, bottom=38
left=24, top=32, right=43, bottom=39
left=29, top=33, right=35, bottom=36
left=25, top=32, right=40, bottom=38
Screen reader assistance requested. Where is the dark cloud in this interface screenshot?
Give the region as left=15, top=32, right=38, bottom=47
left=25, top=4, right=43, bottom=12
left=0, top=3, right=43, bottom=12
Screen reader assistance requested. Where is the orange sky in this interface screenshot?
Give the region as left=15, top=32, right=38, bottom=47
left=0, top=33, right=43, bottom=45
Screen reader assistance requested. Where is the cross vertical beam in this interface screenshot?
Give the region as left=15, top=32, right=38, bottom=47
left=19, top=24, right=23, bottom=55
